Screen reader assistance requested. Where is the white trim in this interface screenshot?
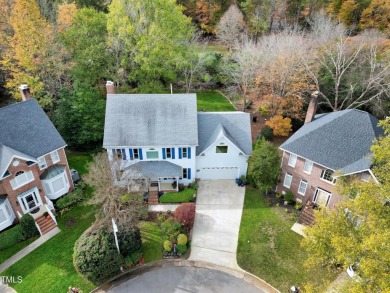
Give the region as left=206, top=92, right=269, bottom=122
left=288, top=153, right=297, bottom=167
left=333, top=168, right=379, bottom=184
left=199, top=135, right=245, bottom=156
left=145, top=150, right=159, bottom=160
left=41, top=170, right=70, bottom=200
left=303, top=160, right=313, bottom=174
left=320, top=169, right=337, bottom=185
left=37, top=156, right=47, bottom=170
left=280, top=151, right=285, bottom=168
left=10, top=170, right=34, bottom=190
left=17, top=187, right=43, bottom=214
left=283, top=173, right=292, bottom=188
left=50, top=150, right=60, bottom=164
left=298, top=180, right=308, bottom=195
left=313, top=188, right=332, bottom=207
left=280, top=149, right=333, bottom=171
left=0, top=155, right=38, bottom=179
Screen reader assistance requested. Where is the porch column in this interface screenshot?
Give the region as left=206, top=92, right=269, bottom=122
left=158, top=179, right=161, bottom=192
left=176, top=177, right=179, bottom=191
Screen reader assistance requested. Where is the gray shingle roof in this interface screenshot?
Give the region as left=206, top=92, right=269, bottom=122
left=40, top=165, right=66, bottom=180
left=280, top=109, right=383, bottom=173
left=197, top=112, right=252, bottom=155
left=123, top=161, right=182, bottom=178
left=0, top=100, right=66, bottom=176
left=103, top=94, right=198, bottom=147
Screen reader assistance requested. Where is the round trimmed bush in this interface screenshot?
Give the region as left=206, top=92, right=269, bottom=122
left=177, top=234, right=188, bottom=246
left=73, top=227, right=122, bottom=283
left=20, top=214, right=39, bottom=239
left=164, top=240, right=173, bottom=252
left=174, top=203, right=196, bottom=231
left=176, top=244, right=187, bottom=254
left=260, top=126, right=274, bottom=141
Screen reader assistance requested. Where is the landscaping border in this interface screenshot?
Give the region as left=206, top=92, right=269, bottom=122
left=92, top=259, right=279, bottom=293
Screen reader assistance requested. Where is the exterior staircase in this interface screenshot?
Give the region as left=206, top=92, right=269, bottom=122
left=36, top=215, right=57, bottom=235
left=148, top=191, right=159, bottom=205
left=297, top=206, right=315, bottom=226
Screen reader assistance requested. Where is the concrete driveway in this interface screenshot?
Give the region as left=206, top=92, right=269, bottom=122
left=189, top=180, right=245, bottom=269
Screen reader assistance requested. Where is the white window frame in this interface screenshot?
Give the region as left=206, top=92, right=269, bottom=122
left=216, top=145, right=228, bottom=153
left=50, top=150, right=60, bottom=164
left=146, top=150, right=159, bottom=160
left=10, top=171, right=34, bottom=190
left=283, top=173, right=292, bottom=188
left=133, top=149, right=139, bottom=160
left=303, top=160, right=313, bottom=174
left=288, top=153, right=297, bottom=167
left=166, top=148, right=171, bottom=159
left=182, top=148, right=188, bottom=158
left=313, top=188, right=332, bottom=207
left=320, top=169, right=337, bottom=184
left=182, top=168, right=188, bottom=179
left=18, top=187, right=42, bottom=214
left=37, top=156, right=47, bottom=170
left=298, top=180, right=308, bottom=195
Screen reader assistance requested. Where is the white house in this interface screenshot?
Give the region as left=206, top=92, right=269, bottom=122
left=102, top=82, right=252, bottom=192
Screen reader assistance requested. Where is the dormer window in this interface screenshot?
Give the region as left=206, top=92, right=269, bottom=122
left=320, top=169, right=337, bottom=184
left=37, top=156, right=47, bottom=169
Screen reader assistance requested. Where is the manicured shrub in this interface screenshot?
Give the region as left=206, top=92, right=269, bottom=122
left=56, top=182, right=85, bottom=210
left=124, top=252, right=143, bottom=267
left=0, top=225, right=25, bottom=251
left=73, top=223, right=142, bottom=283
left=20, top=214, right=39, bottom=239
left=176, top=244, right=187, bottom=254
left=295, top=202, right=303, bottom=210
left=260, top=125, right=274, bottom=141
left=265, top=115, right=292, bottom=137
left=164, top=240, right=173, bottom=252
left=284, top=191, right=295, bottom=203
left=174, top=203, right=196, bottom=231
left=73, top=227, right=122, bottom=283
left=177, top=234, right=188, bottom=246
left=161, top=218, right=182, bottom=242
left=188, top=181, right=198, bottom=190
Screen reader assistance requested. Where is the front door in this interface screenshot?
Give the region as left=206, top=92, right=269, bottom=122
left=314, top=188, right=331, bottom=208
left=18, top=187, right=42, bottom=213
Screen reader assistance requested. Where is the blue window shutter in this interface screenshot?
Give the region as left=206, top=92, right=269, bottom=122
left=188, top=168, right=191, bottom=179
left=162, top=148, right=166, bottom=159
left=172, top=148, right=175, bottom=159
left=188, top=147, right=191, bottom=159
left=121, top=149, right=126, bottom=160
left=179, top=148, right=182, bottom=159
left=129, top=149, right=134, bottom=160
left=139, top=148, right=143, bottom=160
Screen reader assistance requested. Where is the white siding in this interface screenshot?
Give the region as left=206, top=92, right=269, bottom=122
left=196, top=137, right=249, bottom=180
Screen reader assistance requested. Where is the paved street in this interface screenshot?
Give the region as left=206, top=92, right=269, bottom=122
left=108, top=265, right=264, bottom=293
left=189, top=180, right=245, bottom=269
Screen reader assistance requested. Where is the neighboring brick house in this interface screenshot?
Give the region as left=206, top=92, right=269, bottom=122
left=276, top=93, right=383, bottom=232
left=0, top=85, right=74, bottom=234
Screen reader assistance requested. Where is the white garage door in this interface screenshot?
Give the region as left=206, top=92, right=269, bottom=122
left=199, top=167, right=239, bottom=180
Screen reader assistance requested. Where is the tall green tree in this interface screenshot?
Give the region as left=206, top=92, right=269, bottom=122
left=61, top=8, right=109, bottom=85
left=54, top=83, right=105, bottom=149
left=301, top=119, right=390, bottom=292
left=248, top=138, right=280, bottom=192
left=107, top=0, right=194, bottom=91
left=241, top=0, right=274, bottom=38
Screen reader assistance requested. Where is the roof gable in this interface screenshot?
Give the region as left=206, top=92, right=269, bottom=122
left=0, top=145, right=37, bottom=178
left=197, top=112, right=252, bottom=156
left=0, top=100, right=66, bottom=166
left=103, top=94, right=198, bottom=147
left=280, top=109, right=384, bottom=172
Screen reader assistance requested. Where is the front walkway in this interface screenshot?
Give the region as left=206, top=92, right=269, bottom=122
left=147, top=204, right=179, bottom=212
left=0, top=227, right=60, bottom=273
left=189, top=180, right=245, bottom=270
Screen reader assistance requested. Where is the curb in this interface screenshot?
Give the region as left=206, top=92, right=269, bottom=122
left=92, top=259, right=279, bottom=293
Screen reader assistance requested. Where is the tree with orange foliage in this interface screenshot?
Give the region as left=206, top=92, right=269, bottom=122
left=359, top=0, right=390, bottom=35
left=265, top=115, right=292, bottom=136
left=195, top=0, right=221, bottom=34
left=57, top=2, right=78, bottom=33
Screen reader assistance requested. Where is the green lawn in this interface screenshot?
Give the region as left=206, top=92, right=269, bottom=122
left=66, top=152, right=93, bottom=175
left=0, top=236, right=38, bottom=264
left=197, top=91, right=236, bottom=112
left=159, top=188, right=196, bottom=203
left=4, top=204, right=98, bottom=293
left=139, top=221, right=163, bottom=263
left=237, top=188, right=337, bottom=291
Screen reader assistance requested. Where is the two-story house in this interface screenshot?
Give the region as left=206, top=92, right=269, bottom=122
left=0, top=85, right=74, bottom=234
left=276, top=93, right=384, bottom=234
left=103, top=81, right=252, bottom=194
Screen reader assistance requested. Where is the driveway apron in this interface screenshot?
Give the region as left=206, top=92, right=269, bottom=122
left=189, top=180, right=245, bottom=270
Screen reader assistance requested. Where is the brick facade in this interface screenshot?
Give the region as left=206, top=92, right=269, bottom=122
left=276, top=151, right=344, bottom=209
left=0, top=147, right=74, bottom=224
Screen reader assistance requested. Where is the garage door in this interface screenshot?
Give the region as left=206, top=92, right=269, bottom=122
left=199, top=167, right=239, bottom=180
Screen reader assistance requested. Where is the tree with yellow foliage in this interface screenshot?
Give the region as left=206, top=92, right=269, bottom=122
left=359, top=0, right=390, bottom=35
left=265, top=115, right=292, bottom=136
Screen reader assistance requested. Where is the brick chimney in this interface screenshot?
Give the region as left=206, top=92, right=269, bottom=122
left=106, top=81, right=115, bottom=94
left=304, top=91, right=320, bottom=124
left=19, top=84, right=32, bottom=101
